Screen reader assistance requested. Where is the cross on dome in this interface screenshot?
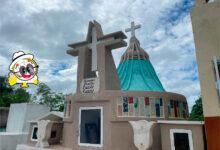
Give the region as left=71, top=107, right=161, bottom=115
left=125, top=21, right=141, bottom=37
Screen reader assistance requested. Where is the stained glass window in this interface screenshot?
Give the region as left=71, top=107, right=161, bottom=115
left=168, top=100, right=188, bottom=119
left=117, top=97, right=164, bottom=118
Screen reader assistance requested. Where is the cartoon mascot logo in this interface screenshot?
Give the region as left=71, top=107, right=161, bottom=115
left=8, top=51, right=39, bottom=88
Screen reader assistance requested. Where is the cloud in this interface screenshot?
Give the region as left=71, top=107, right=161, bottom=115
left=18, top=0, right=81, bottom=15
left=0, top=0, right=199, bottom=110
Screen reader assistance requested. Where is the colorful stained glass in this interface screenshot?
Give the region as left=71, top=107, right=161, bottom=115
left=170, top=100, right=174, bottom=108
left=118, top=97, right=123, bottom=105
left=118, top=105, right=122, bottom=116
left=174, top=101, right=178, bottom=117
left=134, top=97, right=139, bottom=108
left=134, top=97, right=139, bottom=116
left=128, top=97, right=133, bottom=104
left=129, top=97, right=134, bottom=116
left=123, top=97, right=128, bottom=116
left=139, top=97, right=145, bottom=116
left=129, top=106, right=134, bottom=116
left=160, top=98, right=163, bottom=106
left=155, top=103, right=160, bottom=117
left=145, top=97, right=149, bottom=105
left=168, top=105, right=171, bottom=117
left=168, top=99, right=188, bottom=119
left=145, top=105, right=150, bottom=117
left=117, top=96, right=164, bottom=118
left=150, top=99, right=156, bottom=117
left=123, top=97, right=128, bottom=113
left=160, top=106, right=164, bottom=117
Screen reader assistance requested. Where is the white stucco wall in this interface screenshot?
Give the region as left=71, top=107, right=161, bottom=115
left=6, top=103, right=50, bottom=133
left=0, top=103, right=50, bottom=150
left=0, top=133, right=28, bottom=150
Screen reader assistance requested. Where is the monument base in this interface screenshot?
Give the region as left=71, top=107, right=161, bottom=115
left=16, top=144, right=71, bottom=150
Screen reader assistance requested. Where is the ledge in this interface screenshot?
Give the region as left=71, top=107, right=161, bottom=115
left=157, top=120, right=204, bottom=125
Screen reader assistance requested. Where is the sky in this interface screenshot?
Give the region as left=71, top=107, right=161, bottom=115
left=0, top=0, right=199, bottom=110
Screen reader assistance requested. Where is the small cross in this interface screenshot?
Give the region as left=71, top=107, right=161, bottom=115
left=125, top=21, right=141, bottom=37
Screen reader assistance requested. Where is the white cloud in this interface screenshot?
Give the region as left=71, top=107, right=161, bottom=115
left=0, top=55, right=10, bottom=76
left=0, top=0, right=200, bottom=111
left=18, top=0, right=82, bottom=16
left=146, top=14, right=200, bottom=111
left=36, top=58, right=77, bottom=93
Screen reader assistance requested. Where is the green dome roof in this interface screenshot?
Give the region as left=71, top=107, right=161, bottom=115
left=117, top=36, right=165, bottom=92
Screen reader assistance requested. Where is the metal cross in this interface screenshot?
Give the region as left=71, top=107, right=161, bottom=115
left=125, top=21, right=141, bottom=37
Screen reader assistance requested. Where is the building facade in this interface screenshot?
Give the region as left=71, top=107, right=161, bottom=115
left=190, top=0, right=220, bottom=149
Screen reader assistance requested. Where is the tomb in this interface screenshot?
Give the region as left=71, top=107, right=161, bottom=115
left=18, top=21, right=205, bottom=150
left=63, top=21, right=205, bottom=150
left=0, top=103, right=49, bottom=150
left=27, top=111, right=64, bottom=147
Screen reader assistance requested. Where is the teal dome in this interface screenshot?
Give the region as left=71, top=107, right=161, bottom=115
left=117, top=36, right=165, bottom=92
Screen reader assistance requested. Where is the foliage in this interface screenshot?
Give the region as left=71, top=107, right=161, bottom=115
left=32, top=83, right=64, bottom=111
left=0, top=76, right=31, bottom=107
left=189, top=97, right=204, bottom=121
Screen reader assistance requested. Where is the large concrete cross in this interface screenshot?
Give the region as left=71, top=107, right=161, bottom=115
left=88, top=27, right=101, bottom=71
left=125, top=21, right=141, bottom=37
left=67, top=20, right=127, bottom=92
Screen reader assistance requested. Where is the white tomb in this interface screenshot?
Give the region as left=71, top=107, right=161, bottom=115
left=0, top=103, right=50, bottom=150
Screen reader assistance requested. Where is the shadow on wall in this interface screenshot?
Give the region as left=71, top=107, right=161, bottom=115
left=0, top=107, right=9, bottom=129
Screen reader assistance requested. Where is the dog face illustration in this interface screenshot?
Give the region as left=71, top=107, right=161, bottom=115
left=8, top=51, right=39, bottom=88
left=12, top=58, right=38, bottom=81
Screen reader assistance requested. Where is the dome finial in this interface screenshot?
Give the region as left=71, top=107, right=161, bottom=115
left=125, top=21, right=141, bottom=37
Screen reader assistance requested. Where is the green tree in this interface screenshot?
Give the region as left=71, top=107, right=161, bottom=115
left=0, top=76, right=31, bottom=107
left=32, top=83, right=64, bottom=111
left=189, top=97, right=204, bottom=121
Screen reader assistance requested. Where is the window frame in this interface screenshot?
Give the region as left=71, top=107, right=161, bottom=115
left=170, top=129, right=194, bottom=150
left=78, top=106, right=103, bottom=148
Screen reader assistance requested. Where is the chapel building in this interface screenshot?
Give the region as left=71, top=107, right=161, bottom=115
left=20, top=21, right=205, bottom=150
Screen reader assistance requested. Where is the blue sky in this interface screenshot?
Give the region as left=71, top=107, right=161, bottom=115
left=0, top=0, right=200, bottom=110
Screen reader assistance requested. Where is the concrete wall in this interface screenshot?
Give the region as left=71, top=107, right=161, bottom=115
left=191, top=2, right=220, bottom=149
left=160, top=124, right=205, bottom=150
left=0, top=103, right=50, bottom=150
left=62, top=91, right=188, bottom=150
left=0, top=107, right=9, bottom=128
left=0, top=132, right=28, bottom=150
left=191, top=0, right=220, bottom=117
left=62, top=122, right=74, bottom=149
left=111, top=122, right=161, bottom=150
left=6, top=103, right=50, bottom=133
